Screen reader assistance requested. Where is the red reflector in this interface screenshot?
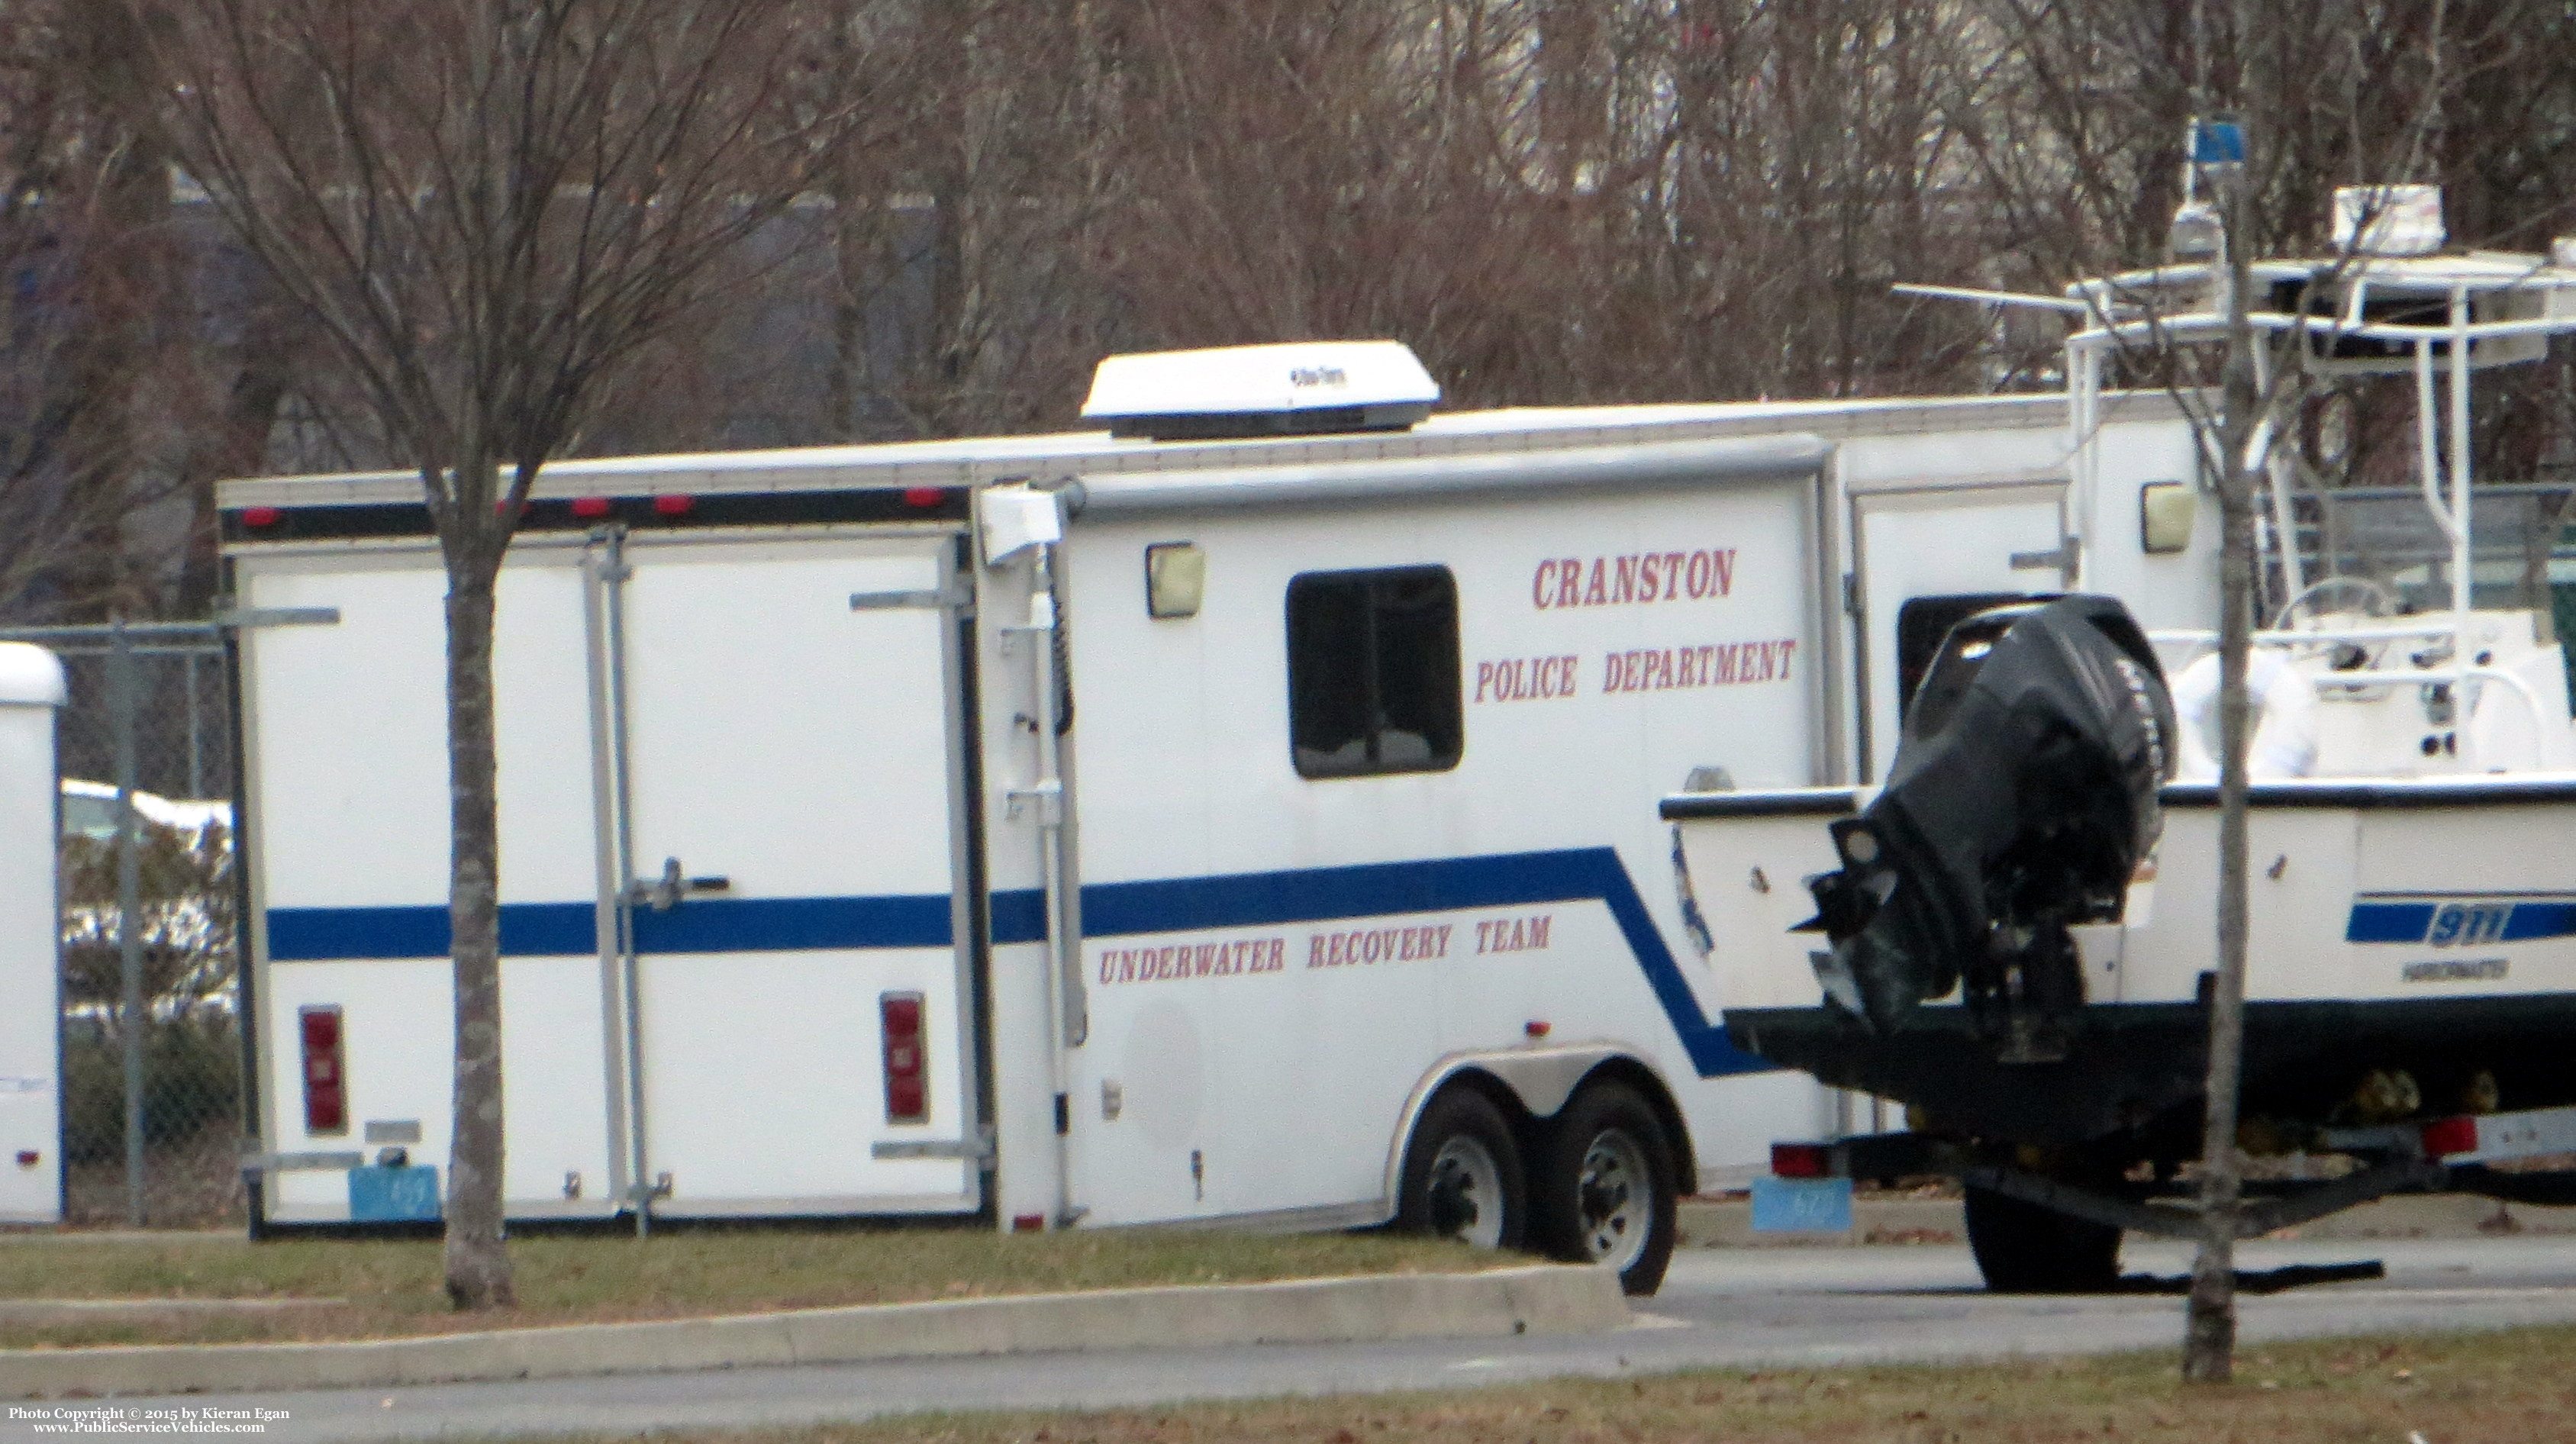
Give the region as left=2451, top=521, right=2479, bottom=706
left=903, top=486, right=946, bottom=508
left=2421, top=1115, right=2480, bottom=1158
left=1771, top=1142, right=1831, bottom=1178
left=299, top=1006, right=347, bottom=1136
left=571, top=496, right=612, bottom=519
left=652, top=493, right=695, bottom=517
left=881, top=992, right=928, bottom=1124
left=14, top=1151, right=36, bottom=1168
left=1011, top=1213, right=1045, bottom=1233
left=241, top=506, right=282, bottom=528
left=1523, top=1019, right=1551, bottom=1039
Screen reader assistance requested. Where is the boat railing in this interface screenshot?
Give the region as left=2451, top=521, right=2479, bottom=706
left=2146, top=623, right=2550, bottom=767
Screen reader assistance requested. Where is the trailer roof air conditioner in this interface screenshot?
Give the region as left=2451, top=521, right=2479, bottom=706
left=1081, top=340, right=1440, bottom=441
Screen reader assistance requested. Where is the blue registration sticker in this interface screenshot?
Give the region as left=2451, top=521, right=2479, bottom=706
left=347, top=1165, right=442, bottom=1222
left=1750, top=1175, right=1853, bottom=1233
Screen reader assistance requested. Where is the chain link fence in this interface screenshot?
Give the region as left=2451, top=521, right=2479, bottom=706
left=5, top=622, right=242, bottom=1230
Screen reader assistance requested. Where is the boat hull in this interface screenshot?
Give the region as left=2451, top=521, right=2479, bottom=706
left=1667, top=775, right=2576, bottom=1149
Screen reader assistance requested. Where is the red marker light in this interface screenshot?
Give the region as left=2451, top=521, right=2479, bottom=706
left=880, top=992, right=929, bottom=1124
left=903, top=486, right=946, bottom=508
left=241, top=506, right=282, bottom=528
left=1012, top=1213, right=1046, bottom=1233
left=652, top=494, right=695, bottom=517
left=300, top=1006, right=347, bottom=1136
left=1524, top=1019, right=1551, bottom=1039
left=571, top=497, right=612, bottom=519
left=1770, top=1142, right=1831, bottom=1178
left=13, top=1151, right=35, bottom=1168
left=2421, top=1116, right=2481, bottom=1158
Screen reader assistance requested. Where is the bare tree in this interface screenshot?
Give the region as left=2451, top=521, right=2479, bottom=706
left=0, top=3, right=200, bottom=623
left=127, top=0, right=862, bottom=1307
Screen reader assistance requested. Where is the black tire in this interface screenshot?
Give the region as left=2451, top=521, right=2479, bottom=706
left=1529, top=1081, right=1678, bottom=1296
left=1396, top=1088, right=1527, bottom=1251
left=1964, top=1185, right=2121, bottom=1294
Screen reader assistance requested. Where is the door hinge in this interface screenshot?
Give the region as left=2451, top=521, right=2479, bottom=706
left=211, top=606, right=343, bottom=630
left=239, top=1150, right=365, bottom=1173
left=852, top=585, right=973, bottom=614
left=871, top=1127, right=997, bottom=1162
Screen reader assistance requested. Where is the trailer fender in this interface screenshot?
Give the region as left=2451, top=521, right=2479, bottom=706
left=1381, top=1045, right=1681, bottom=1221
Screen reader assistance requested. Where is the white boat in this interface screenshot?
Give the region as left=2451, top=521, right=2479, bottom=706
left=1665, top=192, right=2576, bottom=1291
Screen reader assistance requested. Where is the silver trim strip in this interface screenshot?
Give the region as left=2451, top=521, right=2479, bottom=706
left=1066, top=434, right=1830, bottom=517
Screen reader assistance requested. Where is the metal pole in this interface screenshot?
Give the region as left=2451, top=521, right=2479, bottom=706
left=185, top=651, right=203, bottom=799
left=111, top=620, right=147, bottom=1228
left=1028, top=544, right=1079, bottom=1230
left=598, top=530, right=652, bottom=1239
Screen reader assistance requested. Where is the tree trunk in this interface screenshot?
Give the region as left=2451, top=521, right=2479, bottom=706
left=2184, top=185, right=2264, bottom=1385
left=443, top=560, right=514, bottom=1310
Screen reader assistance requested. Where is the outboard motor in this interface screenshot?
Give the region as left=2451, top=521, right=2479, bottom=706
left=1801, top=596, right=2175, bottom=1062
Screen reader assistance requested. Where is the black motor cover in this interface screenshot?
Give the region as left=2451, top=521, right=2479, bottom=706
left=1802, top=595, right=2175, bottom=1058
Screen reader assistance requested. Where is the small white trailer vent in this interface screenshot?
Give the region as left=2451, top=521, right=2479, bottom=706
left=1080, top=340, right=1440, bottom=440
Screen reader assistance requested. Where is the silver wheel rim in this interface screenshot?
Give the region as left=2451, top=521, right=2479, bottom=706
left=1576, top=1129, right=1653, bottom=1272
left=1425, top=1134, right=1507, bottom=1249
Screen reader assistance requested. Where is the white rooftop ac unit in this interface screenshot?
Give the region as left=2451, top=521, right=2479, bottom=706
left=1081, top=340, right=1440, bottom=441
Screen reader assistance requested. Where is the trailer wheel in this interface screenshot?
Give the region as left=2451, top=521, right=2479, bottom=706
left=1964, top=1185, right=2121, bottom=1294
left=1530, top=1081, right=1678, bottom=1296
left=1397, top=1088, right=1526, bottom=1250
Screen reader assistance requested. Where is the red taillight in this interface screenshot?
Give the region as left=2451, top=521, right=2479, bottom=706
left=571, top=496, right=612, bottom=519
left=902, top=486, right=946, bottom=508
left=241, top=506, right=282, bottom=528
left=652, top=493, right=695, bottom=517
left=2421, top=1115, right=2481, bottom=1158
left=1771, top=1142, right=1831, bottom=1178
left=881, top=992, right=928, bottom=1124
left=300, top=1006, right=347, bottom=1135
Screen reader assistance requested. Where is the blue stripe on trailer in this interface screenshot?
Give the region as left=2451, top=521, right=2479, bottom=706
left=265, top=894, right=953, bottom=961
left=266, top=902, right=590, bottom=961
left=998, top=847, right=1763, bottom=1079
left=267, top=848, right=1762, bottom=1078
left=634, top=895, right=951, bottom=953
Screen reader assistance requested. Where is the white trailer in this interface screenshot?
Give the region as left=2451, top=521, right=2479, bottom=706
left=220, top=343, right=2204, bottom=1291
left=0, top=643, right=66, bottom=1224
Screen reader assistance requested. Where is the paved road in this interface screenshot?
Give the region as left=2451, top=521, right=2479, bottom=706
left=31, top=1236, right=2576, bottom=1443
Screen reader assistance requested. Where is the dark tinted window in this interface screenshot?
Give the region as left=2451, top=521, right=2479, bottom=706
left=1286, top=566, right=1462, bottom=778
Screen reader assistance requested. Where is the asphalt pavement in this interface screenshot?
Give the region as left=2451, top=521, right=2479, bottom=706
left=31, top=1235, right=2576, bottom=1443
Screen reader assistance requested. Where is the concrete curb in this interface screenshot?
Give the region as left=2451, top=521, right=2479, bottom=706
left=0, top=1264, right=1628, bottom=1400
left=1680, top=1192, right=2576, bottom=1248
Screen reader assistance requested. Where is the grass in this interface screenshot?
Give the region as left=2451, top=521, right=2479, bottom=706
left=488, top=1323, right=2576, bottom=1443
left=0, top=1226, right=1490, bottom=1349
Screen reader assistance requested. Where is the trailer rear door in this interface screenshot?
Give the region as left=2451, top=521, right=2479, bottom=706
left=1851, top=481, right=2068, bottom=782
left=592, top=530, right=981, bottom=1217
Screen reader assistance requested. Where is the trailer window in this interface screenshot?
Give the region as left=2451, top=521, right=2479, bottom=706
left=1286, top=566, right=1462, bottom=778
